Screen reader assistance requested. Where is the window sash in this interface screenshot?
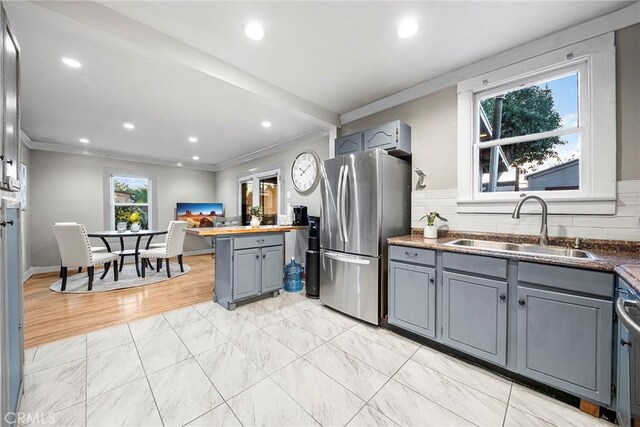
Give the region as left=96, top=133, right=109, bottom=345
left=109, top=175, right=153, bottom=230
left=471, top=61, right=589, bottom=200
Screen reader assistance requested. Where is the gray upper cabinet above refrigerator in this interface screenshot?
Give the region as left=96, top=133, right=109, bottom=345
left=334, top=120, right=411, bottom=157
left=363, top=120, right=411, bottom=156
left=334, top=133, right=363, bottom=156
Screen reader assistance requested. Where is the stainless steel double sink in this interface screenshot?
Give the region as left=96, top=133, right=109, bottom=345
left=445, top=239, right=598, bottom=260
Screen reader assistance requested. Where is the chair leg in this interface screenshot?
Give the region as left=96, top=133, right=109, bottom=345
left=113, top=260, right=119, bottom=282
left=100, top=262, right=111, bottom=280
left=142, top=259, right=146, bottom=278
left=166, top=259, right=171, bottom=278
left=178, top=254, right=184, bottom=273
left=119, top=255, right=125, bottom=272
left=59, top=262, right=63, bottom=278
left=78, top=267, right=83, bottom=274
left=61, top=267, right=68, bottom=291
left=88, top=266, right=95, bottom=291
left=156, top=258, right=161, bottom=271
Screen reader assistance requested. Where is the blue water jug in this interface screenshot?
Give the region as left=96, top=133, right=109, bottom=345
left=283, top=256, right=304, bottom=293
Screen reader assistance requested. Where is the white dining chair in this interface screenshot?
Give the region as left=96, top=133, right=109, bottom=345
left=140, top=221, right=187, bottom=278
left=55, top=222, right=107, bottom=277
left=52, top=223, right=120, bottom=291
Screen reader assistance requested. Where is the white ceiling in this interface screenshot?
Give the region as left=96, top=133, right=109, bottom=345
left=102, top=1, right=631, bottom=113
left=6, top=1, right=633, bottom=169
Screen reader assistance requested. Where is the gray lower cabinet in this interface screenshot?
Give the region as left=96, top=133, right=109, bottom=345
left=516, top=286, right=612, bottom=404
left=261, top=245, right=284, bottom=293
left=388, top=261, right=436, bottom=338
left=216, top=233, right=285, bottom=309
left=442, top=272, right=508, bottom=366
left=232, top=248, right=261, bottom=300
left=335, top=133, right=363, bottom=156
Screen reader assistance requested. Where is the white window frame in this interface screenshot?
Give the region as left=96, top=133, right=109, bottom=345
left=109, top=174, right=153, bottom=230
left=457, top=33, right=616, bottom=215
left=237, top=168, right=282, bottom=222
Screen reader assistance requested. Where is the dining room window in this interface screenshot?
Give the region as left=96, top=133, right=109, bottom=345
left=110, top=175, right=152, bottom=230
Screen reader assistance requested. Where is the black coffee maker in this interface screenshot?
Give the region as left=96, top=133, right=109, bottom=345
left=293, top=205, right=308, bottom=226
left=305, top=215, right=320, bottom=299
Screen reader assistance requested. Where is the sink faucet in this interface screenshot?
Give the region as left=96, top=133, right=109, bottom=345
left=512, top=195, right=549, bottom=245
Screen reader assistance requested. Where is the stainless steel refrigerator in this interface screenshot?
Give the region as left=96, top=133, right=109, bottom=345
left=319, top=149, right=411, bottom=324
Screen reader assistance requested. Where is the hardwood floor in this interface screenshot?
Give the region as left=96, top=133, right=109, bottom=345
left=23, top=254, right=214, bottom=348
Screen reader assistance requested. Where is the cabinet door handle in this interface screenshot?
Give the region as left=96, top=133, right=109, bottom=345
left=518, top=299, right=526, bottom=306
left=262, top=254, right=266, bottom=259
left=499, top=294, right=506, bottom=301
left=256, top=254, right=260, bottom=259
left=0, top=220, right=13, bottom=227
left=621, top=339, right=632, bottom=347
left=429, top=278, right=435, bottom=284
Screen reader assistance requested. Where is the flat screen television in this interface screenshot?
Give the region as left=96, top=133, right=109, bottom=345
left=176, top=202, right=224, bottom=228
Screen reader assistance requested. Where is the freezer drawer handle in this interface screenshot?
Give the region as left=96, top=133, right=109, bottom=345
left=616, top=298, right=640, bottom=337
left=324, top=252, right=370, bottom=265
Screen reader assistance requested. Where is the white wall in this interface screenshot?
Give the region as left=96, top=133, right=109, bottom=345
left=29, top=150, right=216, bottom=268
left=215, top=136, right=329, bottom=219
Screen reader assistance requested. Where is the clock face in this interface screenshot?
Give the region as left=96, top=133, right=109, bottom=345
left=292, top=151, right=319, bottom=193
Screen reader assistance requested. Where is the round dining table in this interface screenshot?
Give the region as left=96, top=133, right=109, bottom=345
left=87, top=229, right=168, bottom=277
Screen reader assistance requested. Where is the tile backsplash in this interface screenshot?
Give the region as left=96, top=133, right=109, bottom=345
left=412, top=180, right=640, bottom=241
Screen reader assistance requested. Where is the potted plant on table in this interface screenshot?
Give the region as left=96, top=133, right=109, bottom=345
left=129, top=211, right=141, bottom=232
left=419, top=211, right=447, bottom=239
left=248, top=206, right=263, bottom=228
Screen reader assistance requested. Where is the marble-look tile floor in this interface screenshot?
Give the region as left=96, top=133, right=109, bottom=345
left=20, top=291, right=613, bottom=427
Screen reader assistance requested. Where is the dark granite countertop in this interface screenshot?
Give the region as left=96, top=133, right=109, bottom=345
left=388, top=232, right=640, bottom=278
left=616, top=265, right=640, bottom=294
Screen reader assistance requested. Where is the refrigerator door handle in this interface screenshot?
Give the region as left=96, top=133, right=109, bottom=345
left=336, top=165, right=345, bottom=242
left=324, top=251, right=371, bottom=265
left=340, top=165, right=349, bottom=243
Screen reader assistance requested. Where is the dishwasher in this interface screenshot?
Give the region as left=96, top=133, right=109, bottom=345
left=616, top=279, right=640, bottom=427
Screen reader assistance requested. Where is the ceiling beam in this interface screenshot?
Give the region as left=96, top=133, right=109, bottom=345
left=15, top=1, right=340, bottom=129
left=340, top=1, right=640, bottom=124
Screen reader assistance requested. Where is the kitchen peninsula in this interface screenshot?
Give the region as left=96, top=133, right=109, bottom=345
left=186, top=225, right=307, bottom=309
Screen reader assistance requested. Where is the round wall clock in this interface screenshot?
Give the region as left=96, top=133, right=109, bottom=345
left=291, top=150, right=321, bottom=194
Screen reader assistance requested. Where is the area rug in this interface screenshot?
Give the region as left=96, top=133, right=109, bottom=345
left=49, top=262, right=191, bottom=293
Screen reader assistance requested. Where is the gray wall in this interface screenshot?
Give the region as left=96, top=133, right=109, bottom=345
left=215, top=135, right=329, bottom=219
left=29, top=150, right=216, bottom=268
left=340, top=24, right=640, bottom=187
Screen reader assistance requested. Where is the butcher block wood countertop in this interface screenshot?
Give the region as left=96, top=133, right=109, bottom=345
left=185, top=225, right=307, bottom=236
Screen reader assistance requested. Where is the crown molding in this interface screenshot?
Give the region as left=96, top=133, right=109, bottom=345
left=23, top=129, right=329, bottom=173
left=340, top=1, right=640, bottom=124
left=26, top=139, right=217, bottom=171
left=212, top=129, right=329, bottom=171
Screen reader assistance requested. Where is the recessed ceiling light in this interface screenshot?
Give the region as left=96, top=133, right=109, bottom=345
left=62, top=57, right=82, bottom=68
left=396, top=18, right=419, bottom=39
left=176, top=162, right=183, bottom=167
left=192, top=156, right=199, bottom=161
left=261, top=121, right=272, bottom=128
left=188, top=136, right=198, bottom=143
left=123, top=122, right=135, bottom=130
left=79, top=138, right=90, bottom=144
left=244, top=21, right=265, bottom=41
